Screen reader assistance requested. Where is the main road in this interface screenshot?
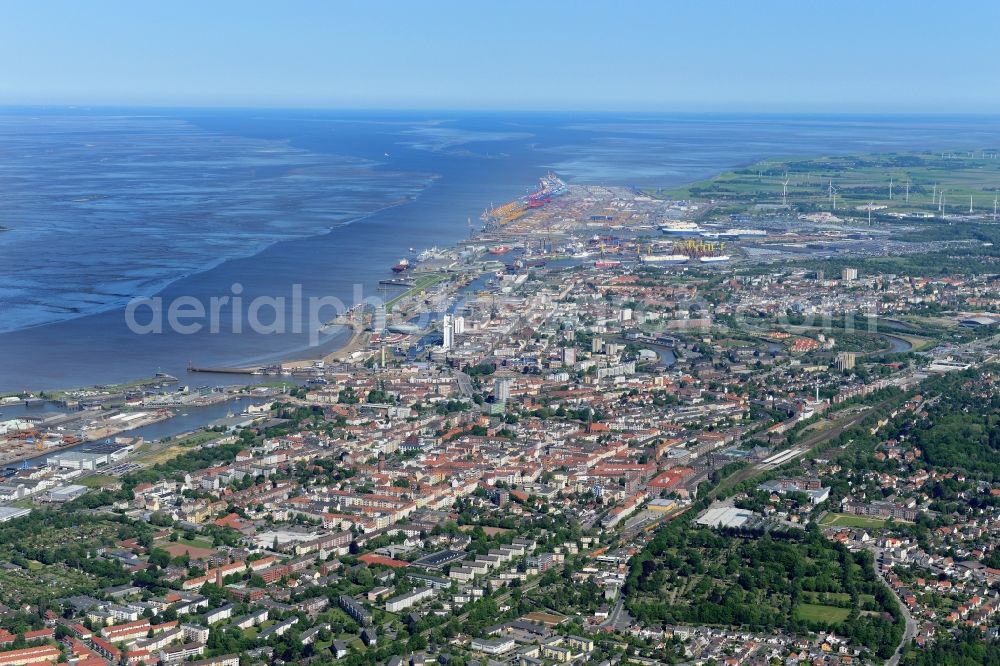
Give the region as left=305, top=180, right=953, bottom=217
left=874, top=548, right=917, bottom=666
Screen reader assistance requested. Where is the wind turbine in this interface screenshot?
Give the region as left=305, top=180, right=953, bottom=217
left=782, top=178, right=789, bottom=206
left=993, top=194, right=998, bottom=221
left=889, top=178, right=894, bottom=200
left=970, top=195, right=974, bottom=214
left=868, top=202, right=873, bottom=227
left=905, top=181, right=910, bottom=204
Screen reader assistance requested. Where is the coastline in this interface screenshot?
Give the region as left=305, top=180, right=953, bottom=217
left=0, top=194, right=428, bottom=339
left=5, top=111, right=996, bottom=393
left=0, top=174, right=469, bottom=393
left=188, top=321, right=368, bottom=374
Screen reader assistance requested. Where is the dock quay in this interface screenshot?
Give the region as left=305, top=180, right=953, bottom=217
left=187, top=365, right=258, bottom=375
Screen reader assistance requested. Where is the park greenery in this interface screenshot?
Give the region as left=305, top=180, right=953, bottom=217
left=625, top=518, right=903, bottom=659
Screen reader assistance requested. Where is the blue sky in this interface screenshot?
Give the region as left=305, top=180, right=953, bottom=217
left=2, top=0, right=998, bottom=112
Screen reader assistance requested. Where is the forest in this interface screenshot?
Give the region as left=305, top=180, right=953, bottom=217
left=908, top=370, right=1000, bottom=481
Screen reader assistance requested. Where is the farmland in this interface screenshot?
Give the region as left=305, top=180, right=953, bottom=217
left=655, top=151, right=1000, bottom=222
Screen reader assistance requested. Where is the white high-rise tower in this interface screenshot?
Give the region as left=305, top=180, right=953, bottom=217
left=442, top=314, right=454, bottom=350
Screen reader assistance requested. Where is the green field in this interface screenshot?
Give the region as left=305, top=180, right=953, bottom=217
left=795, top=602, right=852, bottom=624
left=171, top=430, right=224, bottom=447
left=654, top=151, right=1000, bottom=222
left=132, top=430, right=224, bottom=465
left=78, top=474, right=117, bottom=488
left=820, top=512, right=889, bottom=529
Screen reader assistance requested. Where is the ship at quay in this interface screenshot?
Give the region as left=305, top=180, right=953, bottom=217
left=480, top=172, right=568, bottom=231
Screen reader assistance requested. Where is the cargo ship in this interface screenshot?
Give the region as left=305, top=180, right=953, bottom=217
left=594, top=259, right=622, bottom=268
left=699, top=255, right=731, bottom=263
left=392, top=258, right=410, bottom=273
left=528, top=172, right=568, bottom=204
left=659, top=221, right=705, bottom=236
left=701, top=228, right=767, bottom=239
left=510, top=258, right=547, bottom=270
left=489, top=245, right=512, bottom=255
left=417, top=247, right=441, bottom=261
left=640, top=254, right=689, bottom=264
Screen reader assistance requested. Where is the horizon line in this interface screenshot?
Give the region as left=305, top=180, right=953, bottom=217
left=1, top=103, right=999, bottom=119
